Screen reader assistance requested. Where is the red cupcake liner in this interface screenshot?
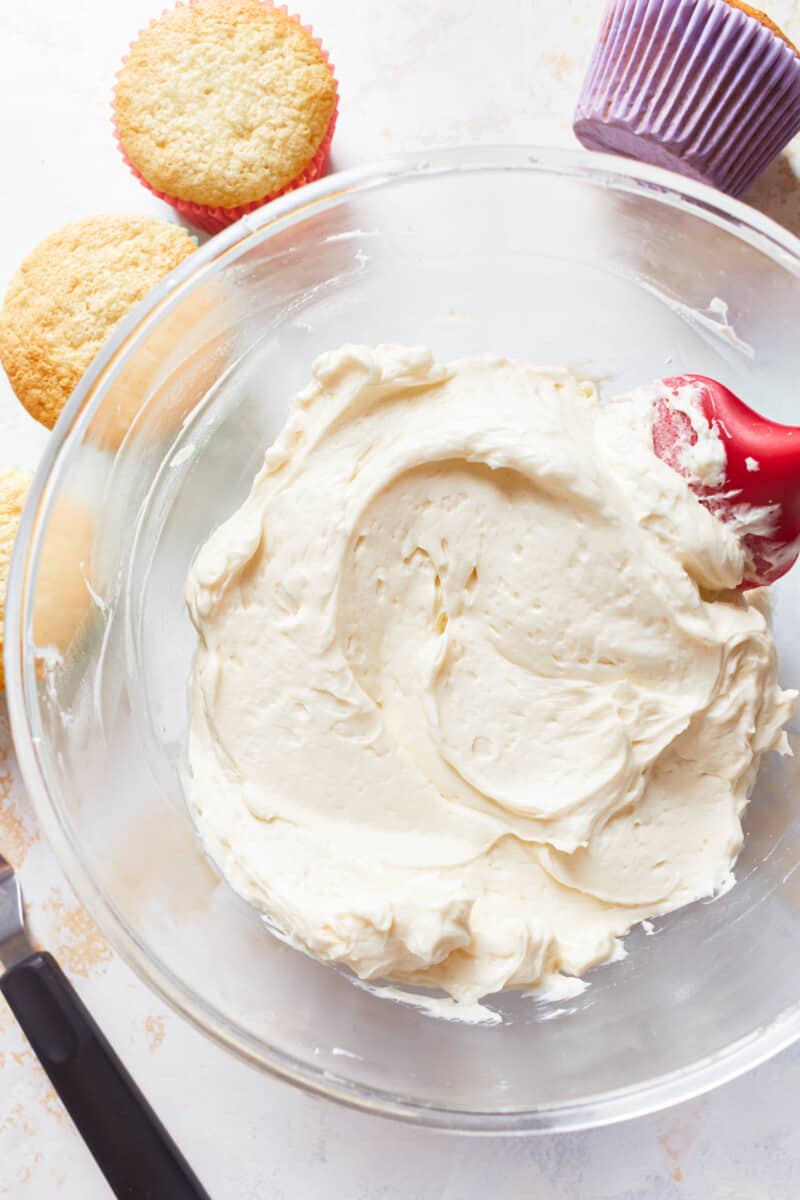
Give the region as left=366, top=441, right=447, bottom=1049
left=112, top=0, right=339, bottom=235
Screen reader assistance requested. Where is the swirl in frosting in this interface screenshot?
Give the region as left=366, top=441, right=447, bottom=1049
left=184, top=346, right=795, bottom=1003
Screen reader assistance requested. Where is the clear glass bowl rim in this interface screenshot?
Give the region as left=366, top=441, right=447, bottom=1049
left=6, top=145, right=800, bottom=1134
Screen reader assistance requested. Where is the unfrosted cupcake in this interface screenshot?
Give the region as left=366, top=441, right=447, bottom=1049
left=573, top=0, right=800, bottom=196
left=113, top=0, right=339, bottom=234
left=0, top=215, right=197, bottom=446
left=0, top=466, right=96, bottom=687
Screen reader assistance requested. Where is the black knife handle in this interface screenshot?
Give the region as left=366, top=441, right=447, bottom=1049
left=1, top=951, right=210, bottom=1200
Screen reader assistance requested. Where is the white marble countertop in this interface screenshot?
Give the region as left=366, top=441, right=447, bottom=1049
left=3, top=1, right=800, bottom=1196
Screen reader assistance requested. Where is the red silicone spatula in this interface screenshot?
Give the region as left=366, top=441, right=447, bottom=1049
left=651, top=374, right=800, bottom=588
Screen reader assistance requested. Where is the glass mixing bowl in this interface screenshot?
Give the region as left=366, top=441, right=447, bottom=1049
left=6, top=147, right=800, bottom=1133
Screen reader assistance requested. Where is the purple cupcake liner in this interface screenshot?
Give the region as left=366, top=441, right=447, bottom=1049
left=573, top=0, right=800, bottom=197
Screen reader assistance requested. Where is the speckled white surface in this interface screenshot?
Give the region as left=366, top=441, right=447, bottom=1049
left=3, top=1, right=800, bottom=1196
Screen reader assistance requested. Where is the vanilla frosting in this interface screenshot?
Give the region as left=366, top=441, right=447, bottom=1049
left=184, top=346, right=796, bottom=1004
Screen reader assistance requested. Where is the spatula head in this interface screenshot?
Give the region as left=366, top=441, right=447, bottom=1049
left=652, top=375, right=800, bottom=587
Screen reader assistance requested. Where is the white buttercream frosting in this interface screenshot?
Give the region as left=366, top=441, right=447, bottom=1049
left=184, top=346, right=796, bottom=1004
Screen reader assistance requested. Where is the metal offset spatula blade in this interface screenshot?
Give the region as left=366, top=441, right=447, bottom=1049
left=0, top=852, right=31, bottom=968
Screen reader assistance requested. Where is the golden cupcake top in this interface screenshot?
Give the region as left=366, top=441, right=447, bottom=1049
left=114, top=0, right=337, bottom=209
left=0, top=214, right=196, bottom=434
left=725, top=0, right=799, bottom=54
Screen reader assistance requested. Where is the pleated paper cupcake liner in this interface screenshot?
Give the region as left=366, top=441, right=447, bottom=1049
left=573, top=0, right=800, bottom=197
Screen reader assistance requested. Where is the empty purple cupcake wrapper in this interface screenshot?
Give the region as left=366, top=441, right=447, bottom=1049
left=574, top=0, right=800, bottom=196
